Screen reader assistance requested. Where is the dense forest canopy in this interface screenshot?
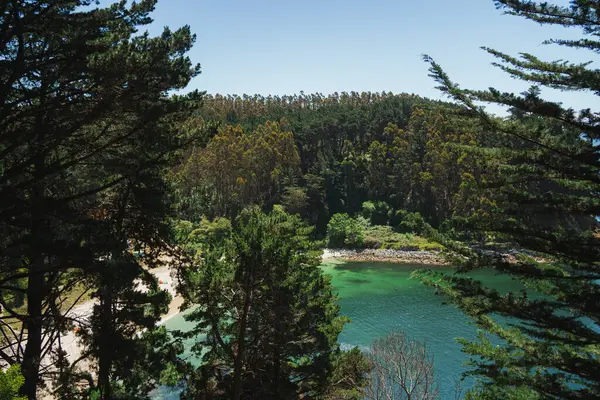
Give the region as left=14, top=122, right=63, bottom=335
left=175, top=92, right=496, bottom=234
left=1, top=0, right=599, bottom=399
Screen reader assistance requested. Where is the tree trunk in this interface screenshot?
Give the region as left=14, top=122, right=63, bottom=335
left=20, top=258, right=44, bottom=400
left=97, top=189, right=129, bottom=398
left=97, top=287, right=113, bottom=400
left=232, top=289, right=252, bottom=400
left=21, top=161, right=47, bottom=400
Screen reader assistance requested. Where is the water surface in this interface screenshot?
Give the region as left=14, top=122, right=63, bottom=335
left=156, top=260, right=520, bottom=399
left=322, top=260, right=517, bottom=398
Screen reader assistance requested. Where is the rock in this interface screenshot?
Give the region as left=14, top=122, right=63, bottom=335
left=322, top=248, right=449, bottom=265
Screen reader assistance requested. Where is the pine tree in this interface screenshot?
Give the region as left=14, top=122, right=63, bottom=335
left=0, top=1, right=200, bottom=397
left=417, top=1, right=600, bottom=398
left=177, top=206, right=347, bottom=399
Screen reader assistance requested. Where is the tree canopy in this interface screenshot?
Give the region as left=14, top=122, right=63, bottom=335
left=415, top=0, right=600, bottom=398
left=0, top=0, right=200, bottom=398
left=176, top=207, right=349, bottom=399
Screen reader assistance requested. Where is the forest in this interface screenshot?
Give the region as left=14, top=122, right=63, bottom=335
left=0, top=0, right=599, bottom=399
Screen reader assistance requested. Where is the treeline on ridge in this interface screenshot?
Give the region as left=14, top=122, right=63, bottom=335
left=175, top=92, right=495, bottom=235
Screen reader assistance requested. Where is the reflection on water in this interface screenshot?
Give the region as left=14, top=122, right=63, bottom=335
left=156, top=260, right=519, bottom=399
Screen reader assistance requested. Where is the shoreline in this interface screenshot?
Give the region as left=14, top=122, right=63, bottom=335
left=158, top=295, right=184, bottom=325
left=322, top=248, right=449, bottom=265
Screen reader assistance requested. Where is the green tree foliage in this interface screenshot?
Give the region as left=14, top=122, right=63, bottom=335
left=172, top=216, right=233, bottom=256
left=327, top=213, right=366, bottom=248
left=0, top=0, right=200, bottom=397
left=416, top=0, right=600, bottom=398
left=179, top=121, right=301, bottom=218
left=363, top=123, right=413, bottom=207
left=325, top=348, right=372, bottom=400
left=175, top=92, right=492, bottom=234
left=177, top=206, right=347, bottom=399
left=361, top=201, right=392, bottom=226
left=281, top=186, right=310, bottom=217
left=392, top=210, right=427, bottom=235
left=0, top=365, right=25, bottom=400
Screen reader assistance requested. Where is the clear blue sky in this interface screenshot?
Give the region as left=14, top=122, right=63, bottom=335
left=139, top=0, right=597, bottom=113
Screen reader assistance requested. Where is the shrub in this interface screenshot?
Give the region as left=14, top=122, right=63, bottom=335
left=361, top=201, right=376, bottom=220
left=363, top=225, right=444, bottom=251
left=327, top=214, right=365, bottom=248
left=393, top=210, right=426, bottom=234
left=361, top=201, right=392, bottom=226
left=281, top=186, right=309, bottom=216
left=191, top=216, right=232, bottom=244
left=174, top=217, right=233, bottom=255
left=363, top=225, right=396, bottom=249
left=0, top=365, right=25, bottom=400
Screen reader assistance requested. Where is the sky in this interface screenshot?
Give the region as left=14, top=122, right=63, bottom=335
left=137, top=0, right=597, bottom=113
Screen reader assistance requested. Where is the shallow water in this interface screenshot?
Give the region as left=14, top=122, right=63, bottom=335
left=322, top=260, right=520, bottom=398
left=155, top=260, right=520, bottom=399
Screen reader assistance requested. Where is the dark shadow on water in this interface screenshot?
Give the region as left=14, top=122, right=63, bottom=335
left=346, top=278, right=371, bottom=284
left=335, top=261, right=424, bottom=271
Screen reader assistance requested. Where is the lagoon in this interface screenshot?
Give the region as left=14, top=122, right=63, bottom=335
left=155, top=260, right=518, bottom=399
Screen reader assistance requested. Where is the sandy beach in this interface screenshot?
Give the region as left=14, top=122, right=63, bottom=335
left=59, top=263, right=182, bottom=366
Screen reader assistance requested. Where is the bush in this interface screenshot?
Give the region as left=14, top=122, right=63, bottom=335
left=281, top=186, right=309, bottom=216
left=363, top=225, right=397, bottom=249
left=361, top=201, right=391, bottom=226
left=190, top=216, right=232, bottom=244
left=326, top=347, right=371, bottom=399
left=174, top=217, right=233, bottom=255
left=363, top=225, right=443, bottom=251
left=0, top=365, right=25, bottom=400
left=327, top=214, right=365, bottom=248
left=393, top=210, right=426, bottom=234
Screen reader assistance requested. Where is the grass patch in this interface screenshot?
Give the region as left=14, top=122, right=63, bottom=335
left=363, top=225, right=443, bottom=251
left=0, top=284, right=92, bottom=340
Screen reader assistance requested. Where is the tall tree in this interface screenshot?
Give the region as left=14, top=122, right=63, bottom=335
left=180, top=121, right=301, bottom=218
left=417, top=1, right=600, bottom=398
left=177, top=206, right=346, bottom=399
left=0, top=0, right=200, bottom=397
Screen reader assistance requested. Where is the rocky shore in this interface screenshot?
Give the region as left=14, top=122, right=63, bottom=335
left=322, top=248, right=449, bottom=265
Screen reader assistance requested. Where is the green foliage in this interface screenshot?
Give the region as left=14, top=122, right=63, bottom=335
left=0, top=0, right=200, bottom=397
left=0, top=366, right=25, bottom=400
left=326, top=214, right=365, bottom=248
left=173, top=92, right=490, bottom=233
left=418, top=1, right=600, bottom=398
left=159, top=363, right=183, bottom=388
left=178, top=207, right=346, bottom=399
left=361, top=201, right=392, bottom=226
left=281, top=186, right=310, bottom=216
left=325, top=348, right=371, bottom=400
left=361, top=201, right=377, bottom=220
left=464, top=384, right=540, bottom=400
left=178, top=121, right=301, bottom=218
left=363, top=225, right=443, bottom=251
left=173, top=217, right=233, bottom=257
left=393, top=210, right=427, bottom=234
left=195, top=217, right=233, bottom=243
left=89, top=389, right=101, bottom=400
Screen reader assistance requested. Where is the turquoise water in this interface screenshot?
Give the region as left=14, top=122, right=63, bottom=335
left=155, top=260, right=520, bottom=399
left=321, top=260, right=519, bottom=399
